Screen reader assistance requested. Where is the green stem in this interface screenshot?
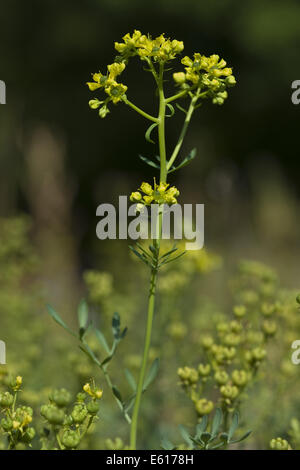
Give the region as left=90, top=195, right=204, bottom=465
left=123, top=97, right=158, bottom=123
left=129, top=63, right=167, bottom=450
left=101, top=364, right=132, bottom=424
left=167, top=89, right=201, bottom=171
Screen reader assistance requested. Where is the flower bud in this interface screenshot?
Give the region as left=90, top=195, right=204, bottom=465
left=270, top=437, right=291, bottom=450
left=89, top=99, right=102, bottom=109
left=214, top=370, right=229, bottom=385
left=198, top=364, right=211, bottom=377
left=140, top=182, right=153, bottom=195
left=71, top=404, right=88, bottom=424
left=130, top=191, right=142, bottom=202
left=87, top=400, right=100, bottom=415
left=232, top=370, right=248, bottom=387
left=1, top=417, right=13, bottom=431
left=61, top=430, right=81, bottom=449
left=0, top=391, right=14, bottom=407
left=22, top=427, right=36, bottom=443
left=225, top=75, right=236, bottom=87
left=195, top=398, right=214, bottom=416
left=49, top=388, right=72, bottom=408
left=40, top=404, right=65, bottom=425
left=173, top=72, right=186, bottom=84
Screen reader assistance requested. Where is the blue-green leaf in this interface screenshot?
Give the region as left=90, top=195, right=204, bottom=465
left=178, top=424, right=193, bottom=447
left=139, top=155, right=160, bottom=169
left=94, top=328, right=110, bottom=354
left=46, top=304, right=77, bottom=338
left=211, top=408, right=223, bottom=438
left=143, top=358, right=160, bottom=390
left=78, top=299, right=89, bottom=337
left=125, top=369, right=137, bottom=391
left=228, top=411, right=239, bottom=441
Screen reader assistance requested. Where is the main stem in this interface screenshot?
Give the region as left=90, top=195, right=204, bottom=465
left=129, top=64, right=167, bottom=450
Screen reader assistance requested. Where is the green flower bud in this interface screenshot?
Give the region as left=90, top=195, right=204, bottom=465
left=214, top=370, right=229, bottom=385
left=71, top=404, right=88, bottom=424
left=99, top=105, right=110, bottom=118
left=202, top=336, right=214, bottom=350
left=198, top=364, right=211, bottom=377
left=270, top=437, right=290, bottom=450
left=40, top=404, right=65, bottom=425
left=61, top=430, right=81, bottom=449
left=87, top=400, right=100, bottom=416
left=261, top=302, right=275, bottom=316
left=173, top=72, right=186, bottom=84
left=0, top=392, right=14, bottom=407
left=195, top=398, right=214, bottom=416
left=220, top=384, right=239, bottom=400
left=233, top=305, right=246, bottom=318
left=49, top=388, right=72, bottom=408
left=1, top=417, right=13, bottom=431
left=130, top=191, right=142, bottom=202
left=262, top=320, right=277, bottom=337
left=232, top=370, right=248, bottom=387
left=21, top=427, right=36, bottom=443
left=225, top=75, right=236, bottom=87
left=76, top=392, right=86, bottom=403
left=105, top=437, right=125, bottom=450
left=177, top=366, right=198, bottom=385
left=140, top=182, right=153, bottom=195
left=89, top=99, right=102, bottom=109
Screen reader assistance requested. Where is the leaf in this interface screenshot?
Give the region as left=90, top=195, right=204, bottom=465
left=120, top=327, right=128, bottom=339
left=78, top=299, right=89, bottom=338
left=231, top=430, right=252, bottom=444
left=228, top=411, right=239, bottom=441
left=143, top=358, right=160, bottom=390
left=94, top=328, right=110, bottom=354
left=123, top=394, right=136, bottom=413
left=176, top=103, right=187, bottom=114
left=196, top=415, right=208, bottom=438
left=166, top=103, right=175, bottom=117
left=168, top=148, right=197, bottom=174
left=129, top=245, right=153, bottom=268
left=161, top=438, right=175, bottom=450
left=112, top=312, right=120, bottom=339
left=145, top=122, right=158, bottom=144
left=211, top=408, right=223, bottom=438
left=159, top=251, right=186, bottom=267
left=124, top=369, right=137, bottom=391
left=178, top=424, right=193, bottom=447
left=79, top=343, right=101, bottom=367
left=100, top=354, right=113, bottom=367
left=46, top=304, right=77, bottom=338
left=112, top=386, right=123, bottom=404
left=139, top=155, right=160, bottom=169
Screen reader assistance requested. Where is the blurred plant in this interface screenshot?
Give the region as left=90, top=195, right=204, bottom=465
left=162, top=408, right=251, bottom=450
left=0, top=375, right=102, bottom=450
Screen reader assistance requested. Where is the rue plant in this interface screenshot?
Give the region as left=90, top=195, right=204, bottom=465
left=48, top=30, right=236, bottom=450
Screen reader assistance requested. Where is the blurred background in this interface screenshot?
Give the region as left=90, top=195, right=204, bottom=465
left=1, top=0, right=300, bottom=450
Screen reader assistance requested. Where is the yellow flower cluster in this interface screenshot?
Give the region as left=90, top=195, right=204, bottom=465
left=173, top=53, right=236, bottom=105
left=83, top=383, right=103, bottom=400
left=115, top=30, right=184, bottom=63
left=130, top=181, right=179, bottom=208
left=87, top=62, right=128, bottom=117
